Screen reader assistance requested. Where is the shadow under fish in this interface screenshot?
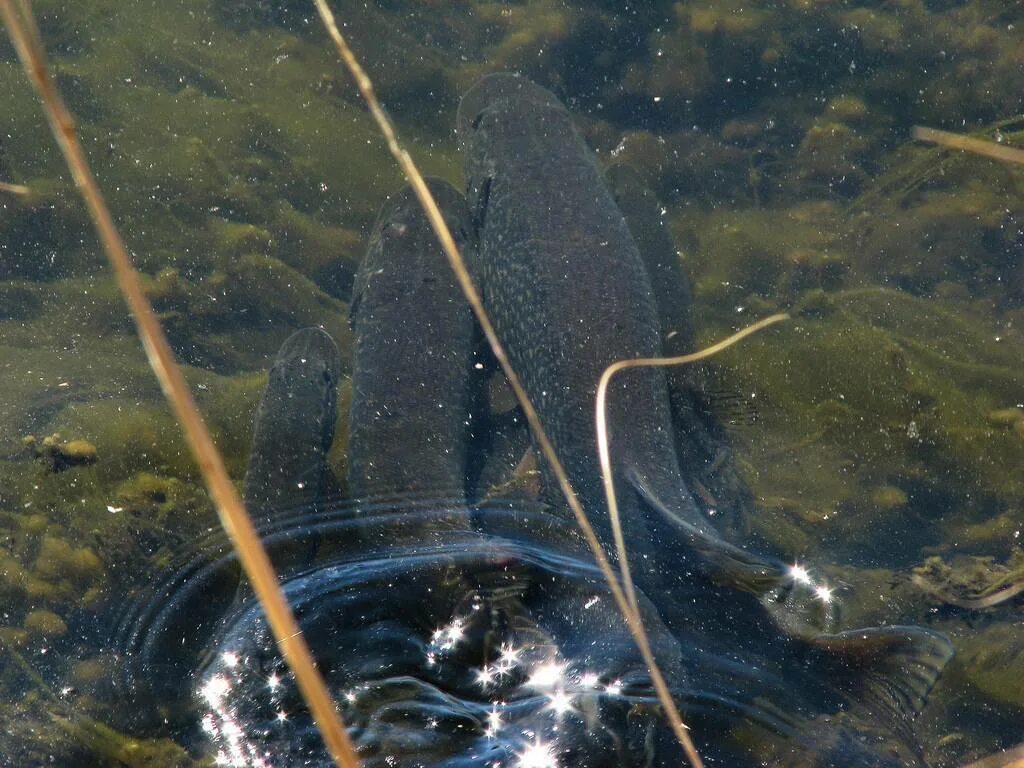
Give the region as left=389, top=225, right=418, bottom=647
left=115, top=75, right=952, bottom=768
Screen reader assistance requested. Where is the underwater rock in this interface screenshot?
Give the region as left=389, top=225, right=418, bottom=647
left=0, top=551, right=30, bottom=600
left=794, top=120, right=870, bottom=196
left=270, top=199, right=363, bottom=298
left=913, top=551, right=1024, bottom=610
left=986, top=408, right=1024, bottom=429
left=825, top=95, right=869, bottom=123
left=0, top=627, right=29, bottom=649
left=23, top=608, right=67, bottom=639
left=23, top=434, right=98, bottom=472
left=0, top=283, right=44, bottom=321
left=32, top=536, right=104, bottom=585
left=954, top=622, right=1024, bottom=708
left=872, top=485, right=909, bottom=510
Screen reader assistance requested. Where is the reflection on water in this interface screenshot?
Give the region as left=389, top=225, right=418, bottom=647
left=0, top=1, right=1022, bottom=766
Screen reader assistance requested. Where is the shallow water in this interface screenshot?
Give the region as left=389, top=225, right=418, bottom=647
left=1, top=1, right=1023, bottom=766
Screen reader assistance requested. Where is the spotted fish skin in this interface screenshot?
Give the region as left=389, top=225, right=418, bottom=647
left=606, top=163, right=757, bottom=540
left=349, top=179, right=479, bottom=505
left=457, top=74, right=710, bottom=563
left=346, top=178, right=488, bottom=550
left=244, top=327, right=341, bottom=526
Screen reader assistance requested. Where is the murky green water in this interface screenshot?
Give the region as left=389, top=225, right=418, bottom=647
left=1, top=1, right=1022, bottom=766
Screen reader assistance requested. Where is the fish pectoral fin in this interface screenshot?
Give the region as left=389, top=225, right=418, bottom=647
left=630, top=472, right=844, bottom=637
left=481, top=447, right=542, bottom=503
left=628, top=471, right=787, bottom=596
left=809, top=625, right=954, bottom=720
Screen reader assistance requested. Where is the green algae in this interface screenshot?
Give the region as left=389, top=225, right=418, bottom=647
left=699, top=286, right=1024, bottom=562
left=914, top=551, right=1024, bottom=605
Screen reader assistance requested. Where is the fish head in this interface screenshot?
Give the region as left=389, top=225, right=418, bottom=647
left=456, top=72, right=568, bottom=142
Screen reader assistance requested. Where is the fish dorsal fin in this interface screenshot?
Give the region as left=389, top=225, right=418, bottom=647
left=629, top=472, right=838, bottom=635
left=810, top=626, right=954, bottom=720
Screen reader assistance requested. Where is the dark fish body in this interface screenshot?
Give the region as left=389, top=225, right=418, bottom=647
left=457, top=74, right=709, bottom=556
left=349, top=179, right=479, bottom=507
left=606, top=163, right=757, bottom=539
left=604, top=163, right=696, bottom=357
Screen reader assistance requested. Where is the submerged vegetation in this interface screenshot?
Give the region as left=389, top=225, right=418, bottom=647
left=1, top=0, right=1023, bottom=765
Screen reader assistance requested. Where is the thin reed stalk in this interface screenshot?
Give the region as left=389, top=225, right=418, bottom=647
left=961, top=742, right=1024, bottom=768
left=0, top=180, right=31, bottom=197
left=0, top=4, right=359, bottom=768
left=311, top=2, right=707, bottom=765
left=596, top=314, right=789, bottom=619
left=913, top=126, right=1024, bottom=165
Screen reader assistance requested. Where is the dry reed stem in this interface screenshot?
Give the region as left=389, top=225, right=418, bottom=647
left=312, top=2, right=705, bottom=765
left=0, top=180, right=31, bottom=197
left=596, top=314, right=789, bottom=617
left=962, top=742, right=1024, bottom=768
left=0, top=4, right=359, bottom=768
left=913, top=126, right=1024, bottom=165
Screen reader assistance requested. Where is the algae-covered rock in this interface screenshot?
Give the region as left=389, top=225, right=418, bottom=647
left=701, top=287, right=1024, bottom=564
left=61, top=439, right=98, bottom=464
left=793, top=121, right=870, bottom=195
left=825, top=95, right=868, bottom=123
left=954, top=623, right=1024, bottom=708
left=986, top=408, right=1024, bottom=429
left=0, top=627, right=29, bottom=649
left=4, top=701, right=200, bottom=768
left=33, top=536, right=105, bottom=585
left=23, top=433, right=98, bottom=472
left=871, top=485, right=909, bottom=510
left=23, top=608, right=68, bottom=639
left=913, top=551, right=1024, bottom=614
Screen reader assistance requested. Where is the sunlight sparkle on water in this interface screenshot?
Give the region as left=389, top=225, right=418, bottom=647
left=476, top=664, right=497, bottom=689
left=498, top=643, right=522, bottom=671
left=202, top=675, right=231, bottom=708
left=198, top=652, right=282, bottom=767
left=578, top=671, right=600, bottom=689
left=526, top=660, right=568, bottom=691
left=544, top=689, right=576, bottom=719
left=814, top=584, right=834, bottom=603
left=485, top=705, right=504, bottom=738
left=431, top=617, right=467, bottom=652
left=788, top=563, right=813, bottom=586
left=516, top=737, right=559, bottom=768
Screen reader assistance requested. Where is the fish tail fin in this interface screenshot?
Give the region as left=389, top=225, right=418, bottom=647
left=630, top=472, right=839, bottom=635
left=809, top=626, right=954, bottom=721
